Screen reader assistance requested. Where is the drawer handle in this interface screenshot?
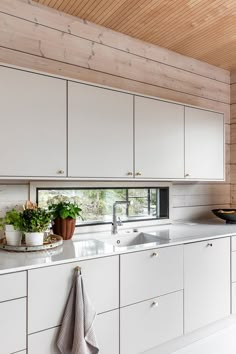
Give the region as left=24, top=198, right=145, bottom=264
left=151, top=252, right=158, bottom=258
left=207, top=243, right=213, bottom=247
left=151, top=301, right=158, bottom=308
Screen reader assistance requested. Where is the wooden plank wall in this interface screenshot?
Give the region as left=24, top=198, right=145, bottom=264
left=0, top=0, right=231, bottom=221
left=230, top=72, right=236, bottom=208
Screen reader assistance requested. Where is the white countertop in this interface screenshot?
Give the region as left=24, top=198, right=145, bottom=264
left=1, top=220, right=236, bottom=275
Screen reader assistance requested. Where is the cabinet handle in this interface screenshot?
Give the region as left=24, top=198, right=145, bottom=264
left=207, top=243, right=213, bottom=247
left=151, top=252, right=158, bottom=258
left=151, top=301, right=158, bottom=308
left=57, top=170, right=65, bottom=175
left=136, top=172, right=142, bottom=176
left=127, top=172, right=133, bottom=176
left=185, top=173, right=190, bottom=177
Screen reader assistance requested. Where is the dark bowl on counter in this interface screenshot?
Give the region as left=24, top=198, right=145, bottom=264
left=212, top=209, right=236, bottom=224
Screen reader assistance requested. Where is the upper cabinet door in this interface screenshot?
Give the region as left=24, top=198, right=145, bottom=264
left=0, top=67, right=67, bottom=177
left=185, top=107, right=224, bottom=180
left=68, top=82, right=133, bottom=178
left=135, top=96, right=185, bottom=179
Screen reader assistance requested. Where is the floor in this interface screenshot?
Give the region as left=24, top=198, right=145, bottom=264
left=145, top=317, right=236, bottom=354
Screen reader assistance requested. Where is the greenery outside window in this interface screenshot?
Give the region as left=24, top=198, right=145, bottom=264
left=37, top=187, right=169, bottom=227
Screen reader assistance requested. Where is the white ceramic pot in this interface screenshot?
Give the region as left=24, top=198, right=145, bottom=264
left=5, top=225, right=22, bottom=246
left=25, top=232, right=44, bottom=246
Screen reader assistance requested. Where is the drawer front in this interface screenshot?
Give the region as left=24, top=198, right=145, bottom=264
left=232, top=236, right=236, bottom=251
left=232, top=252, right=236, bottom=282
left=28, top=328, right=60, bottom=354
left=0, top=298, right=26, bottom=354
left=0, top=271, right=26, bottom=302
left=120, top=245, right=183, bottom=306
left=28, top=310, right=119, bottom=354
left=232, top=283, right=236, bottom=314
left=120, top=290, right=183, bottom=354
left=28, top=256, right=119, bottom=333
left=184, top=238, right=230, bottom=333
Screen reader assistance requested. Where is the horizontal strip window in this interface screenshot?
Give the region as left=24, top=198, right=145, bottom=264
left=36, top=187, right=169, bottom=227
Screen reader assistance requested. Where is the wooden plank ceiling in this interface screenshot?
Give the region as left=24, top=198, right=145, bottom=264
left=33, top=0, right=236, bottom=71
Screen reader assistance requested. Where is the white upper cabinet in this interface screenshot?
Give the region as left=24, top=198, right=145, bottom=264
left=135, top=96, right=185, bottom=179
left=185, top=107, right=224, bottom=180
left=68, top=82, right=133, bottom=178
left=0, top=66, right=67, bottom=177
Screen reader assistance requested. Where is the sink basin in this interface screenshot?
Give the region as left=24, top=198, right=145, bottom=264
left=100, top=232, right=164, bottom=250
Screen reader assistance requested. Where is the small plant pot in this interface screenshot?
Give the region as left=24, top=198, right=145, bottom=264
left=25, top=232, right=45, bottom=246
left=5, top=225, right=22, bottom=246
left=52, top=217, right=76, bottom=240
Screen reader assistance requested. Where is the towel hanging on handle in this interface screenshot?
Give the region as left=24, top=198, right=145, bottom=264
left=57, top=267, right=99, bottom=354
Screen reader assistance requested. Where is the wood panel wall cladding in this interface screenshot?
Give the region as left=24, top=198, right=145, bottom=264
left=33, top=0, right=236, bottom=71
left=0, top=0, right=232, bottom=219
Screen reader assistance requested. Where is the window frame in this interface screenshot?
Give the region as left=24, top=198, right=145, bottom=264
left=30, top=181, right=173, bottom=234
left=36, top=186, right=169, bottom=227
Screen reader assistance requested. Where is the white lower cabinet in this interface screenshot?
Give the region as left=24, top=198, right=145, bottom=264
left=28, top=310, right=119, bottom=354
left=184, top=238, right=230, bottom=333
left=232, top=283, right=236, bottom=314
left=120, top=291, right=183, bottom=354
left=120, top=245, right=183, bottom=306
left=28, top=256, right=119, bottom=333
left=0, top=298, right=26, bottom=354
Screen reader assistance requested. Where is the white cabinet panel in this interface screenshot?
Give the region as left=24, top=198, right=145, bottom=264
left=68, top=82, right=133, bottom=178
left=184, top=238, right=230, bottom=333
left=185, top=107, right=224, bottom=180
left=232, top=236, right=236, bottom=251
left=94, top=310, right=119, bottom=354
left=0, top=298, right=26, bottom=354
left=120, top=245, right=183, bottom=306
left=28, top=327, right=60, bottom=354
left=0, top=271, right=26, bottom=302
left=28, top=256, right=119, bottom=333
left=28, top=310, right=119, bottom=354
left=0, top=66, right=67, bottom=177
left=232, top=252, right=236, bottom=282
left=135, top=96, right=184, bottom=179
left=232, top=283, right=236, bottom=314
left=120, top=291, right=183, bottom=354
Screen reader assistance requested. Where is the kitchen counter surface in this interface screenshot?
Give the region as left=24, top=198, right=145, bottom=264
left=1, top=220, right=236, bottom=274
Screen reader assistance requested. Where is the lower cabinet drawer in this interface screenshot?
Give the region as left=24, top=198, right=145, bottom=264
left=232, top=236, right=236, bottom=251
left=0, top=271, right=26, bottom=302
left=0, top=298, right=26, bottom=354
left=28, top=309, right=119, bottom=354
left=28, top=255, right=119, bottom=333
left=120, top=290, right=183, bottom=354
left=120, top=245, right=183, bottom=306
left=232, top=283, right=236, bottom=314
left=232, top=252, right=236, bottom=282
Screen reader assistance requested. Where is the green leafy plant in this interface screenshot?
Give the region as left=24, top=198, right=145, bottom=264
left=21, top=208, right=51, bottom=232
left=48, top=195, right=82, bottom=220
left=0, top=209, right=22, bottom=231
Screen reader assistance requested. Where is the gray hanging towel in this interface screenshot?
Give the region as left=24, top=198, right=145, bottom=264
left=57, top=269, right=99, bottom=354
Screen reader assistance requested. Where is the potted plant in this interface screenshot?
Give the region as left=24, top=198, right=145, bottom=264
left=48, top=196, right=82, bottom=240
left=21, top=203, right=52, bottom=246
left=0, top=209, right=23, bottom=246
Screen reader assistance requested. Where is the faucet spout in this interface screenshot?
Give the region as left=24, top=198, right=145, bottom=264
left=112, top=201, right=130, bottom=235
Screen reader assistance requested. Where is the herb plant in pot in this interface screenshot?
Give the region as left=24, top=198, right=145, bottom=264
left=0, top=209, right=22, bottom=246
left=21, top=206, right=51, bottom=246
left=48, top=196, right=82, bottom=240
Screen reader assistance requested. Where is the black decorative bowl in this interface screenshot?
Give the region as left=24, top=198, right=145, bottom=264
left=212, top=209, right=236, bottom=224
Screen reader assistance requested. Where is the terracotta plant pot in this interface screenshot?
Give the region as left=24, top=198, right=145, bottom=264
left=52, top=217, right=76, bottom=240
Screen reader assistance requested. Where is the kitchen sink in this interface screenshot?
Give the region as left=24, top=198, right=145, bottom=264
left=100, top=232, right=165, bottom=250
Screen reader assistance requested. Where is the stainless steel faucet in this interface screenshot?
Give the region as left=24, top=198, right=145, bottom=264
left=112, top=201, right=130, bottom=235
